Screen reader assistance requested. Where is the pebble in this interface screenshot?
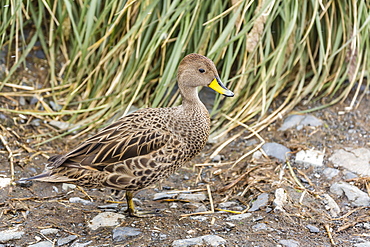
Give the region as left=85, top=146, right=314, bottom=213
left=211, top=154, right=223, bottom=162
left=172, top=235, right=226, bottom=247
left=28, top=241, right=53, bottom=247
left=343, top=171, right=358, bottom=180
left=178, top=193, right=207, bottom=202
left=70, top=241, right=93, bottom=247
left=322, top=194, right=341, bottom=218
left=69, top=197, right=94, bottom=205
left=323, top=168, right=340, bottom=179
left=227, top=213, right=252, bottom=221
left=273, top=188, right=287, bottom=212
left=0, top=228, right=25, bottom=243
left=329, top=148, right=370, bottom=176
left=88, top=212, right=125, bottom=230
left=183, top=202, right=207, bottom=212
left=153, top=191, right=179, bottom=200
left=306, top=224, right=320, bottom=233
left=278, top=239, right=300, bottom=247
left=248, top=193, right=269, bottom=212
left=330, top=182, right=370, bottom=207
left=190, top=216, right=208, bottom=222
left=62, top=183, right=76, bottom=191
left=49, top=120, right=71, bottom=130
left=0, top=177, right=11, bottom=188
left=112, top=227, right=142, bottom=242
left=354, top=242, right=370, bottom=247
left=262, top=143, right=291, bottom=162
left=279, top=114, right=322, bottom=131
left=295, top=149, right=324, bottom=167
left=57, top=235, right=78, bottom=246
left=252, top=223, right=269, bottom=231
left=218, top=201, right=238, bottom=208
left=40, top=228, right=59, bottom=235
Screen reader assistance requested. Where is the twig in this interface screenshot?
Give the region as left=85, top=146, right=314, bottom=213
left=285, top=160, right=305, bottom=189
left=218, top=166, right=259, bottom=193
left=324, top=224, right=336, bottom=246
left=207, top=184, right=214, bottom=213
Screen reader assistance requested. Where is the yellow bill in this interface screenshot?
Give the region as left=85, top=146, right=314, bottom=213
left=208, top=77, right=234, bottom=97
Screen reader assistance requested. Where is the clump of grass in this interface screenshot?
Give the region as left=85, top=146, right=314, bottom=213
left=0, top=0, right=369, bottom=143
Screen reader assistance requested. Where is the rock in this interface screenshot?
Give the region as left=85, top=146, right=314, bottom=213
left=153, top=191, right=179, bottom=200
left=330, top=182, right=370, bottom=207
left=248, top=193, right=269, bottom=212
left=172, top=235, right=226, bottom=247
left=49, top=120, right=72, bottom=130
left=218, top=201, right=238, bottom=208
left=278, top=239, right=300, bottom=247
left=40, top=228, right=59, bottom=235
left=112, top=227, right=142, bottom=242
left=252, top=223, right=269, bottom=231
left=279, top=114, right=322, bottom=131
left=306, top=224, right=320, bottom=233
left=178, top=193, right=207, bottom=202
left=28, top=241, right=53, bottom=247
left=0, top=177, right=11, bottom=188
left=227, top=213, right=252, bottom=221
left=88, top=212, right=125, bottom=230
left=183, top=202, right=207, bottom=212
left=354, top=243, right=370, bottom=247
left=295, top=150, right=324, bottom=167
left=69, top=197, right=94, bottom=205
left=190, top=216, right=208, bottom=221
left=70, top=241, right=93, bottom=247
left=0, top=228, right=25, bottom=243
left=225, top=222, right=236, bottom=228
left=323, top=168, right=340, bottom=179
left=57, top=235, right=78, bottom=246
left=211, top=155, right=223, bottom=162
left=62, top=183, right=76, bottom=191
left=262, top=143, right=291, bottom=162
left=273, top=188, right=287, bottom=212
left=252, top=150, right=263, bottom=160
left=329, top=148, right=370, bottom=176
left=343, top=171, right=358, bottom=180
left=322, top=194, right=341, bottom=218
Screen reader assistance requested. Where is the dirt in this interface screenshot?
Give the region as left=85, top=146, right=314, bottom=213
left=1, top=85, right=370, bottom=247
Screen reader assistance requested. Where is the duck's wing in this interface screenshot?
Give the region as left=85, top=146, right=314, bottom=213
left=49, top=108, right=171, bottom=170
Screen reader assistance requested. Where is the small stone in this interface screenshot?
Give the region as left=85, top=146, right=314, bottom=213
left=278, top=239, right=300, bottom=247
left=278, top=115, right=305, bottom=131
left=178, top=193, right=207, bottom=202
left=306, top=224, right=320, bottom=233
left=172, top=235, right=226, bottom=247
left=190, top=216, right=208, bottom=222
left=88, top=212, right=125, bottom=230
left=248, top=193, right=269, bottom=212
left=323, top=168, right=340, bottom=179
left=273, top=188, right=287, bottom=212
left=227, top=213, right=252, bottom=221
left=69, top=197, right=94, bottom=205
left=329, top=148, right=370, bottom=176
left=225, top=222, right=236, bottom=228
left=299, top=115, right=323, bottom=128
left=218, top=201, right=238, bottom=208
left=28, top=241, right=53, bottom=247
left=183, top=202, right=207, bottom=212
left=252, top=150, right=263, bottom=160
left=49, top=120, right=72, bottom=130
left=57, top=235, right=78, bottom=246
left=354, top=243, right=370, bottom=247
left=153, top=191, right=179, bottom=200
left=330, top=182, right=370, bottom=207
left=62, top=183, right=76, bottom=191
left=70, top=241, right=93, bottom=247
left=262, top=143, right=291, bottom=162
left=252, top=223, right=269, bottom=231
left=112, top=227, right=142, bottom=242
left=31, top=119, right=41, bottom=126
left=0, top=228, right=25, bottom=242
left=19, top=96, right=26, bottom=106
left=343, top=171, right=358, bottom=180
left=169, top=202, right=178, bottom=209
left=295, top=149, right=324, bottom=167
left=40, top=228, right=59, bottom=235
left=0, top=177, right=12, bottom=188
left=211, top=155, right=223, bottom=162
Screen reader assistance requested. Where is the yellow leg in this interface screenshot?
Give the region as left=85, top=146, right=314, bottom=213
left=125, top=191, right=161, bottom=217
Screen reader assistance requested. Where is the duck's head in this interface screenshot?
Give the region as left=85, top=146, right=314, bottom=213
left=177, top=53, right=234, bottom=97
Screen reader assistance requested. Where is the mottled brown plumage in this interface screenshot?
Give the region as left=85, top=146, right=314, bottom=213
left=26, top=53, right=234, bottom=216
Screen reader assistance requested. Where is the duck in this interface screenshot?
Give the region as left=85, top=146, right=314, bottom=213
left=25, top=53, right=234, bottom=217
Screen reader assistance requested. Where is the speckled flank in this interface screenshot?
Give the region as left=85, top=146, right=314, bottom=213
left=30, top=53, right=229, bottom=195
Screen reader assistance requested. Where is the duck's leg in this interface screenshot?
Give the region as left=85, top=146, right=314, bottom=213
left=125, top=191, right=161, bottom=217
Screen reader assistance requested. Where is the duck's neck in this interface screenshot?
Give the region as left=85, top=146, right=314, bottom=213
left=180, top=86, right=208, bottom=114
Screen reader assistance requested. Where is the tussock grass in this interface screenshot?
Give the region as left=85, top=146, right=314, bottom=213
left=0, top=0, right=369, bottom=142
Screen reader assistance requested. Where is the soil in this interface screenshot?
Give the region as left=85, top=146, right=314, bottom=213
left=1, top=87, right=370, bottom=246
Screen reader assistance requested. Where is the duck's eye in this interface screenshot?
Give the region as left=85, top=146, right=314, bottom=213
left=199, top=68, right=205, bottom=73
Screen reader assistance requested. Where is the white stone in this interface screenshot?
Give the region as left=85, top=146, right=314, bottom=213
left=273, top=188, right=287, bottom=212
left=172, top=235, right=226, bottom=247
left=178, top=193, right=207, bottom=202
left=0, top=177, right=11, bottom=188
left=329, top=148, right=370, bottom=176
left=322, top=194, right=341, bottom=218
left=88, top=212, right=125, bottom=230
left=0, top=228, right=24, bottom=243
left=295, top=149, right=324, bottom=167
left=40, top=228, right=59, bottom=235
left=330, top=182, right=370, bottom=207
left=227, top=213, right=252, bottom=221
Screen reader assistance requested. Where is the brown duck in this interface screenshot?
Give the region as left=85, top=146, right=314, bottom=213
left=26, top=53, right=234, bottom=216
